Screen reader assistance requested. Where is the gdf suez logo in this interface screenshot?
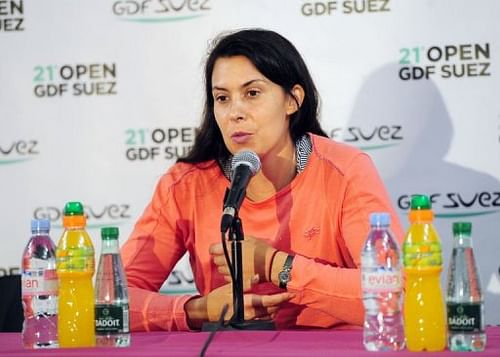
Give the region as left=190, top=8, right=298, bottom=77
left=112, top=0, right=211, bottom=22
left=125, top=127, right=196, bottom=161
left=33, top=63, right=117, bottom=98
left=33, top=204, right=131, bottom=227
left=0, top=139, right=39, bottom=164
left=163, top=269, right=197, bottom=294
left=398, top=192, right=500, bottom=218
left=0, top=0, right=25, bottom=32
left=0, top=266, right=20, bottom=276
left=167, top=270, right=194, bottom=285
left=329, top=125, right=403, bottom=150
left=301, top=0, right=390, bottom=16
left=399, top=43, right=491, bottom=80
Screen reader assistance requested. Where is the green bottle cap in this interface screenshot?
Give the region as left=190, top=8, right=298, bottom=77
left=63, top=201, right=84, bottom=216
left=101, top=226, right=119, bottom=240
left=410, top=194, right=431, bottom=210
left=453, top=222, right=472, bottom=236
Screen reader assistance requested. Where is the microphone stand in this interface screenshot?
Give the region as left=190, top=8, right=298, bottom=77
left=202, top=213, right=275, bottom=331
left=229, top=216, right=245, bottom=324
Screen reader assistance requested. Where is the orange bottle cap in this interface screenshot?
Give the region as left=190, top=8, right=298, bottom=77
left=409, top=209, right=434, bottom=223
left=63, top=215, right=86, bottom=228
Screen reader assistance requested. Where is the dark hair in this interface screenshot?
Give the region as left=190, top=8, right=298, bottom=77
left=178, top=28, right=327, bottom=164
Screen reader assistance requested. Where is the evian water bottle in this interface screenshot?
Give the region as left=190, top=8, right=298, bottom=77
left=361, top=212, right=404, bottom=351
left=21, top=219, right=58, bottom=348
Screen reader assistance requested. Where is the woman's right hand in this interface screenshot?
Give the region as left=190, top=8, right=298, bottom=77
left=184, top=277, right=294, bottom=330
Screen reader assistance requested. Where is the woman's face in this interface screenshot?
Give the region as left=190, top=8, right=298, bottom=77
left=211, top=55, right=299, bottom=159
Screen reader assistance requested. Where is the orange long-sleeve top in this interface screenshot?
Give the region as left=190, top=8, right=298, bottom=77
left=121, top=134, right=404, bottom=331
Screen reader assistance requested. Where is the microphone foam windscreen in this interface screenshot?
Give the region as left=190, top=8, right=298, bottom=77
left=231, top=150, right=261, bottom=176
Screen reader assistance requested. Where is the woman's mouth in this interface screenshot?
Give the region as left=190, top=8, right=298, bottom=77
left=231, top=132, right=253, bottom=144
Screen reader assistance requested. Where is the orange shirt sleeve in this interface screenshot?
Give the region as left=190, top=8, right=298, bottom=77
left=287, top=151, right=404, bottom=326
left=120, top=174, right=194, bottom=331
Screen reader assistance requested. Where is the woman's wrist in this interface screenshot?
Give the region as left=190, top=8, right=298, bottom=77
left=270, top=251, right=289, bottom=286
left=266, top=249, right=279, bottom=282
left=184, top=295, right=207, bottom=330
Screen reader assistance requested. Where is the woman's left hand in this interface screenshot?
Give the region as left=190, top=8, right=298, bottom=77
left=210, top=236, right=277, bottom=283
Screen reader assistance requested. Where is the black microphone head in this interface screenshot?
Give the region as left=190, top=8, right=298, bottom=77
left=231, top=150, right=261, bottom=178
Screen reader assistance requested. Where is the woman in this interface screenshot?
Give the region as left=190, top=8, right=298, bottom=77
left=121, top=28, right=404, bottom=331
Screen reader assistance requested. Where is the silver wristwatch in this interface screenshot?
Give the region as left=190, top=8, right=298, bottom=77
left=278, top=254, right=294, bottom=289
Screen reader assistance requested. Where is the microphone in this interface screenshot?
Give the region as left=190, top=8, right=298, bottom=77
left=220, top=150, right=261, bottom=233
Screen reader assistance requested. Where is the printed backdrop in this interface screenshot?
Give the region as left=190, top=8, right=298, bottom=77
left=1, top=0, right=499, bottom=324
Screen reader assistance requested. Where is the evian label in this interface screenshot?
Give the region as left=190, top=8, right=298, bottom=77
left=22, top=268, right=58, bottom=296
left=362, top=268, right=402, bottom=292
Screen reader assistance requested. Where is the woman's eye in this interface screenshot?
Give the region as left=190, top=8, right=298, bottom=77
left=215, top=94, right=228, bottom=102
left=247, top=90, right=260, bottom=97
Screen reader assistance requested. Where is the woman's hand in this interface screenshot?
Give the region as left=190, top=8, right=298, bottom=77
left=184, top=277, right=294, bottom=330
left=210, top=236, right=278, bottom=283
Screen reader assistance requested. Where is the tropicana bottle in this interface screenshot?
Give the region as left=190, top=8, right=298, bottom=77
left=402, top=194, right=446, bottom=351
left=56, top=201, right=96, bottom=347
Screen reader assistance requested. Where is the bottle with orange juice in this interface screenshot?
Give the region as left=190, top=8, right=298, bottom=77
left=56, top=201, right=96, bottom=347
left=403, top=194, right=446, bottom=351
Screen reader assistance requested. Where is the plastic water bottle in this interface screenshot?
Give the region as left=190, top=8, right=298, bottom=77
left=95, top=227, right=130, bottom=347
left=446, top=222, right=486, bottom=351
left=21, top=219, right=58, bottom=348
left=403, top=194, right=446, bottom=351
left=361, top=212, right=405, bottom=351
left=56, top=201, right=96, bottom=347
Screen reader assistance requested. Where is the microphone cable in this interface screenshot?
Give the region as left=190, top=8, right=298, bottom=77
left=198, top=232, right=235, bottom=356
left=221, top=231, right=236, bottom=286
left=199, top=303, right=229, bottom=357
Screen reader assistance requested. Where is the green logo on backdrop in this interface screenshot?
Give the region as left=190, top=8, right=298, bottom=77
left=112, top=0, right=211, bottom=23
left=33, top=204, right=132, bottom=229
left=329, top=125, right=403, bottom=151
left=398, top=194, right=500, bottom=219
left=0, top=140, right=39, bottom=165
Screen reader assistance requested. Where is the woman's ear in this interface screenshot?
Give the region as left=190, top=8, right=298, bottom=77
left=286, top=84, right=305, bottom=115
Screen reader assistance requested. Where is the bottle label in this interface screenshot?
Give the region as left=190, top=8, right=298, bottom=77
left=22, top=268, right=58, bottom=296
left=57, top=247, right=95, bottom=272
left=447, top=303, right=483, bottom=332
left=403, top=242, right=442, bottom=267
left=95, top=304, right=130, bottom=334
left=29, top=296, right=58, bottom=316
left=362, top=268, right=402, bottom=292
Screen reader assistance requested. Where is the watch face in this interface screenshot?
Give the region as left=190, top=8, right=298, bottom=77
left=279, top=271, right=290, bottom=283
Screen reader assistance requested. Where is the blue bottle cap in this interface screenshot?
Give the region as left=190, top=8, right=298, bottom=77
left=31, top=219, right=50, bottom=233
left=369, top=212, right=390, bottom=226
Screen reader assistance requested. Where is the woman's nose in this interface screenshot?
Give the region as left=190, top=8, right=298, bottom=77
left=228, top=98, right=245, bottom=121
